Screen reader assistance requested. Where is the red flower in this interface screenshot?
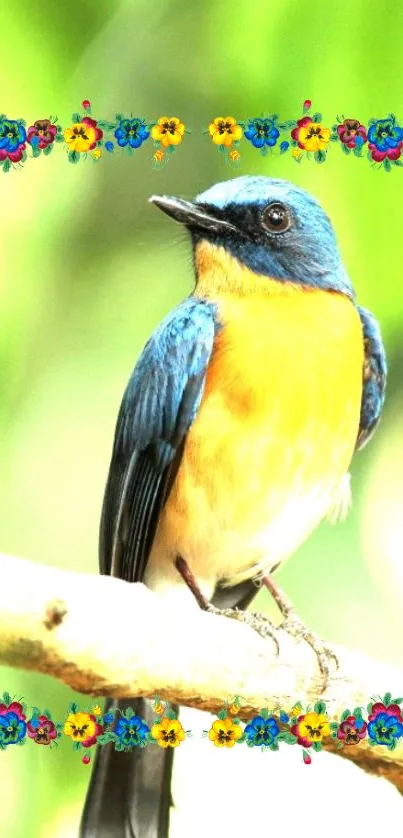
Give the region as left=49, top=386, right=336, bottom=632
left=27, top=715, right=58, bottom=745
left=370, top=143, right=402, bottom=162
left=81, top=714, right=104, bottom=748
left=82, top=753, right=91, bottom=764
left=81, top=116, right=103, bottom=149
left=337, top=118, right=367, bottom=149
left=302, top=750, right=312, bottom=764
left=82, top=100, right=91, bottom=110
left=0, top=701, right=26, bottom=720
left=337, top=715, right=367, bottom=745
left=303, top=100, right=312, bottom=110
left=27, top=119, right=57, bottom=149
left=368, top=702, right=403, bottom=723
left=291, top=117, right=314, bottom=149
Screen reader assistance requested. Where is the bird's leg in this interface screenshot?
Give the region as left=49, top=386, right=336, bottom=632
left=262, top=574, right=339, bottom=688
left=174, top=557, right=279, bottom=655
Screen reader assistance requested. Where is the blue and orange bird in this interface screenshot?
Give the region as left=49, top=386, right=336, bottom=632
left=80, top=176, right=387, bottom=838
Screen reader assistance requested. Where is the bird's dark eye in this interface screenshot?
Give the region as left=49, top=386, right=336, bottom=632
left=262, top=203, right=290, bottom=234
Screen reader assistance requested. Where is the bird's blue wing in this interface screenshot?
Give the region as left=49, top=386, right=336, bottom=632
left=356, top=305, right=387, bottom=451
left=100, top=296, right=219, bottom=584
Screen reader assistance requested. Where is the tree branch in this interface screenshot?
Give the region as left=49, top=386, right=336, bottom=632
left=1, top=552, right=402, bottom=791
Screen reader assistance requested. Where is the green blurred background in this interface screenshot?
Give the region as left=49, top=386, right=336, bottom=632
left=1, top=0, right=403, bottom=835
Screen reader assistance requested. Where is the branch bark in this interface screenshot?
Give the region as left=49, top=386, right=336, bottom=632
left=1, top=552, right=402, bottom=792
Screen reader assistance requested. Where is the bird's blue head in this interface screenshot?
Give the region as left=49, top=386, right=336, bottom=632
left=150, top=176, right=355, bottom=299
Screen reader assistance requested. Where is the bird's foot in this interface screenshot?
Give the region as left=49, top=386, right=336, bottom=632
left=279, top=609, right=338, bottom=691
left=262, top=575, right=338, bottom=692
left=206, top=603, right=280, bottom=655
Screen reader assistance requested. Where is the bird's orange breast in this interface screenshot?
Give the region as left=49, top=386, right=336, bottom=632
left=150, top=278, right=364, bottom=594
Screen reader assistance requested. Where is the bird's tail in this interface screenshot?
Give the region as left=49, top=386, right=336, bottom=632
left=79, top=697, right=174, bottom=838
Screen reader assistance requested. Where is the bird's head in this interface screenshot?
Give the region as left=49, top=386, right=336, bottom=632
left=150, top=176, right=355, bottom=299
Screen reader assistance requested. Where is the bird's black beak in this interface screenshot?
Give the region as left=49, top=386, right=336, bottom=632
left=149, top=194, right=238, bottom=237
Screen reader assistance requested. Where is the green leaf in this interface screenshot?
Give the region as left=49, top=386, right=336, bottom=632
left=73, top=742, right=81, bottom=751
left=353, top=707, right=363, bottom=717
left=312, top=741, right=322, bottom=752
left=330, top=134, right=339, bottom=142
left=31, top=146, right=41, bottom=158
left=68, top=150, right=80, bottom=164
left=389, top=738, right=397, bottom=750
left=383, top=693, right=392, bottom=705
left=72, top=112, right=81, bottom=123
left=2, top=158, right=11, bottom=173
left=314, top=701, right=326, bottom=715
left=393, top=697, right=403, bottom=702
left=43, top=145, right=52, bottom=156
left=353, top=146, right=362, bottom=157
left=278, top=731, right=298, bottom=744
left=54, top=134, right=64, bottom=143
left=312, top=112, right=322, bottom=122
left=384, top=158, right=392, bottom=172
left=341, top=710, right=350, bottom=721
left=260, top=145, right=269, bottom=157
left=217, top=710, right=227, bottom=720
left=341, top=143, right=350, bottom=155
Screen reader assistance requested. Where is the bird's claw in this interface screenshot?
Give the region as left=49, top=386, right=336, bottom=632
left=206, top=604, right=280, bottom=656
left=279, top=610, right=339, bottom=691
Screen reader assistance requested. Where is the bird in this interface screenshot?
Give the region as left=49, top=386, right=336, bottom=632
left=79, top=175, right=387, bottom=838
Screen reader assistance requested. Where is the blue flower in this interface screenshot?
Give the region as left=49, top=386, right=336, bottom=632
left=244, top=715, right=280, bottom=746
left=0, top=712, right=27, bottom=747
left=280, top=141, right=289, bottom=152
left=244, top=118, right=280, bottom=149
left=114, top=715, right=150, bottom=747
left=367, top=116, right=403, bottom=152
left=0, top=119, right=27, bottom=153
left=114, top=118, right=150, bottom=149
left=279, top=711, right=289, bottom=723
left=368, top=712, right=403, bottom=746
left=105, top=141, right=114, bottom=152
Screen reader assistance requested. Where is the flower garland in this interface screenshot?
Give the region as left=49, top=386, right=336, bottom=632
left=1, top=690, right=402, bottom=766
left=1, top=99, right=402, bottom=173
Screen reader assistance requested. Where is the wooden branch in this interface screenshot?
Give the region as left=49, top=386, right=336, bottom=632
left=1, top=552, right=402, bottom=791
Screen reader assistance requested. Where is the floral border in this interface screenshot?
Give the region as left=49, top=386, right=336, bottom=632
left=1, top=690, right=402, bottom=766
left=1, top=99, right=402, bottom=173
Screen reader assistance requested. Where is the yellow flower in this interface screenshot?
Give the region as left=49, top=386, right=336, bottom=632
left=298, top=122, right=330, bottom=152
left=292, top=148, right=303, bottom=159
left=151, top=117, right=185, bottom=147
left=298, top=712, right=330, bottom=742
left=151, top=717, right=185, bottom=748
left=64, top=123, right=96, bottom=152
left=291, top=703, right=303, bottom=716
left=208, top=717, right=243, bottom=748
left=153, top=149, right=165, bottom=163
left=208, top=117, right=243, bottom=147
left=153, top=698, right=164, bottom=715
left=92, top=148, right=102, bottom=160
left=229, top=149, right=241, bottom=162
left=92, top=705, right=102, bottom=716
left=63, top=712, right=96, bottom=741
